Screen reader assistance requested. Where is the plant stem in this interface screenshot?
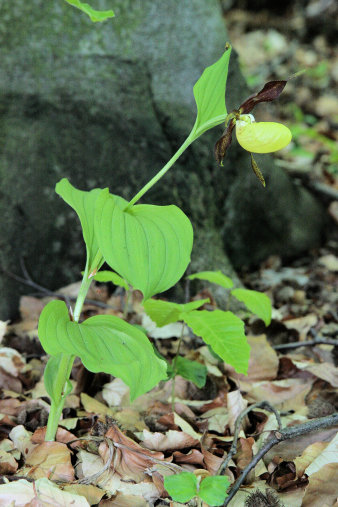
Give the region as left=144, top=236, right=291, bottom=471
left=123, top=289, right=131, bottom=319
left=171, top=323, right=186, bottom=412
left=45, top=353, right=74, bottom=441
left=125, top=136, right=193, bottom=210
left=45, top=270, right=93, bottom=441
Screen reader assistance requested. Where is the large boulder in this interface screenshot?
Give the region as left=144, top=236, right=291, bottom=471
left=0, top=0, right=325, bottom=318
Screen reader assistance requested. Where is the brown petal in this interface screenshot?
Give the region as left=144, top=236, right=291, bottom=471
left=240, top=80, right=287, bottom=114
left=214, top=119, right=236, bottom=165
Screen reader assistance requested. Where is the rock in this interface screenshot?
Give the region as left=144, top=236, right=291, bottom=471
left=0, top=0, right=326, bottom=318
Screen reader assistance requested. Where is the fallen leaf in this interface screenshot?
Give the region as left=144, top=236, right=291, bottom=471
left=81, top=392, right=115, bottom=417
left=318, top=254, right=338, bottom=271
left=0, top=347, right=26, bottom=376
left=294, top=441, right=328, bottom=477
left=305, top=433, right=338, bottom=476
left=283, top=314, right=317, bottom=340
left=302, top=463, right=338, bottom=506
left=9, top=425, right=36, bottom=457
left=99, top=493, right=148, bottom=506
left=141, top=429, right=199, bottom=452
left=293, top=360, right=338, bottom=387
left=173, top=413, right=202, bottom=441
left=227, top=390, right=248, bottom=434
left=0, top=449, right=18, bottom=474
left=235, top=335, right=279, bottom=382
left=20, top=441, right=74, bottom=481
left=0, top=477, right=89, bottom=506
left=102, top=378, right=130, bottom=407
left=0, top=321, right=9, bottom=344
left=63, top=484, right=105, bottom=505
left=200, top=407, right=229, bottom=433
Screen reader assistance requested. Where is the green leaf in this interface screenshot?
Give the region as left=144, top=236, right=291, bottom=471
left=44, top=355, right=71, bottom=403
left=190, top=46, right=231, bottom=140
left=188, top=270, right=234, bottom=289
left=164, top=472, right=197, bottom=503
left=231, top=288, right=272, bottom=326
left=182, top=310, right=250, bottom=374
left=144, top=298, right=209, bottom=327
left=38, top=301, right=167, bottom=400
left=55, top=178, right=105, bottom=274
left=64, top=0, right=115, bottom=22
left=175, top=356, right=207, bottom=388
left=93, top=270, right=129, bottom=291
left=95, top=192, right=193, bottom=300
left=198, top=476, right=230, bottom=506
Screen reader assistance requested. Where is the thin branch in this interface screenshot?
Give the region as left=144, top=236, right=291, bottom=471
left=223, top=412, right=338, bottom=506
left=274, top=338, right=338, bottom=350
left=217, top=401, right=282, bottom=476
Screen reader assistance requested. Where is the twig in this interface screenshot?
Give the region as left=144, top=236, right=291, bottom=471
left=273, top=338, right=338, bottom=350
left=217, top=401, right=282, bottom=476
left=223, top=412, right=338, bottom=506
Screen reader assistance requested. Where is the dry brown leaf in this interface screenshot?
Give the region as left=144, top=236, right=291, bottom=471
left=99, top=492, right=148, bottom=506
left=201, top=447, right=227, bottom=476
left=0, top=449, right=18, bottom=474
left=293, top=360, right=338, bottom=387
left=81, top=392, right=115, bottom=417
left=236, top=335, right=279, bottom=381
left=100, top=424, right=164, bottom=482
left=172, top=449, right=205, bottom=466
left=294, top=441, right=328, bottom=477
left=302, top=463, right=338, bottom=506
left=283, top=314, right=317, bottom=340
left=141, top=429, right=199, bottom=452
left=0, top=321, right=9, bottom=344
left=242, top=378, right=312, bottom=410
left=0, top=398, right=22, bottom=416
left=20, top=441, right=74, bottom=481
left=102, top=378, right=130, bottom=407
left=227, top=390, right=248, bottom=434
left=31, top=426, right=79, bottom=449
left=9, top=425, right=37, bottom=458
left=114, top=408, right=148, bottom=432
left=200, top=407, right=229, bottom=433
left=235, top=437, right=254, bottom=472
left=63, top=484, right=105, bottom=505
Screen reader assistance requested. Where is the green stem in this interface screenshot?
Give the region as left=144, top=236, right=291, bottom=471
left=125, top=135, right=193, bottom=210
left=45, top=270, right=93, bottom=441
left=45, top=353, right=74, bottom=441
left=123, top=289, right=131, bottom=319
left=171, top=323, right=185, bottom=412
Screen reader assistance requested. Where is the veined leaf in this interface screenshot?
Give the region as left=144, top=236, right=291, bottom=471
left=182, top=310, right=250, bottom=374
left=188, top=270, right=233, bottom=289
left=44, top=354, right=73, bottom=403
left=64, top=0, right=115, bottom=22
left=55, top=178, right=106, bottom=274
left=95, top=192, right=193, bottom=301
left=93, top=270, right=129, bottom=291
left=175, top=356, right=207, bottom=388
left=144, top=298, right=209, bottom=327
left=164, top=472, right=197, bottom=503
left=190, top=46, right=231, bottom=140
left=38, top=301, right=167, bottom=400
left=231, top=288, right=272, bottom=326
left=198, top=476, right=230, bottom=506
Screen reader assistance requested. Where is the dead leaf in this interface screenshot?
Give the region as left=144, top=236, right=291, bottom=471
left=31, top=426, right=79, bottom=449
left=283, top=314, right=317, bottom=340
left=20, top=441, right=74, bottom=481
left=102, top=378, right=130, bottom=407
left=293, top=360, right=338, bottom=388
left=0, top=449, right=18, bottom=474
left=302, top=463, right=338, bottom=506
left=100, top=424, right=165, bottom=482
left=318, top=254, right=338, bottom=271
left=227, top=390, right=248, bottom=433
left=141, top=429, right=199, bottom=452
left=235, top=437, right=254, bottom=471
left=63, top=484, right=105, bottom=505
left=99, top=493, right=148, bottom=506
left=0, top=477, right=89, bottom=506
left=305, top=433, right=338, bottom=476
left=236, top=335, right=279, bottom=382
left=81, top=392, right=115, bottom=417
left=0, top=321, right=9, bottom=344
left=9, top=425, right=37, bottom=457
left=294, top=441, right=328, bottom=477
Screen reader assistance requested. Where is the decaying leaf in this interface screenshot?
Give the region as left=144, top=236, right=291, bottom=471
left=19, top=441, right=74, bottom=481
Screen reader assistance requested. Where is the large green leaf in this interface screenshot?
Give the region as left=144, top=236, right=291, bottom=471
left=187, top=270, right=233, bottom=289
left=175, top=356, right=207, bottom=388
left=182, top=310, right=250, bottom=374
left=143, top=298, right=209, bottom=327
left=231, top=288, right=272, bottom=326
left=190, top=46, right=231, bottom=141
left=38, top=301, right=167, bottom=400
left=95, top=192, right=193, bottom=300
left=198, top=476, right=230, bottom=506
left=164, top=473, right=197, bottom=503
left=64, top=0, right=115, bottom=22
left=55, top=178, right=106, bottom=274
left=44, top=354, right=73, bottom=403
left=93, top=270, right=129, bottom=291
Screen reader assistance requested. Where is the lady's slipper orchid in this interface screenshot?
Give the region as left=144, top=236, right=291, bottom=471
left=215, top=80, right=292, bottom=187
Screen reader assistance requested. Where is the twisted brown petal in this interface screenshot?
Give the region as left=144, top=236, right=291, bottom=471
left=240, top=80, right=287, bottom=114
left=214, top=119, right=236, bottom=165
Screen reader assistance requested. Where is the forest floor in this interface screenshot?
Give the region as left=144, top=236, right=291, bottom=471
left=0, top=3, right=337, bottom=507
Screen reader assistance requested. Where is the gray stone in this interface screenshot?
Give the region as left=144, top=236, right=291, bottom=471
left=0, top=0, right=325, bottom=318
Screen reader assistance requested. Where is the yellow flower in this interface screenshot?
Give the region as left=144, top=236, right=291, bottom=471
left=236, top=114, right=292, bottom=154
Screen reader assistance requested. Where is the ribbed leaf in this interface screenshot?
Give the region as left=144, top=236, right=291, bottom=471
left=93, top=270, right=129, bottom=291
left=38, top=301, right=167, bottom=400
left=44, top=355, right=72, bottom=403
left=95, top=192, right=193, bottom=300
left=164, top=473, right=197, bottom=503
left=144, top=298, right=209, bottom=327
left=198, top=476, right=230, bottom=506
left=55, top=179, right=106, bottom=273
left=190, top=46, right=231, bottom=140
left=182, top=310, right=250, bottom=374
left=64, top=0, right=114, bottom=22
left=231, top=288, right=272, bottom=326
left=188, top=270, right=233, bottom=289
left=175, top=356, right=207, bottom=388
